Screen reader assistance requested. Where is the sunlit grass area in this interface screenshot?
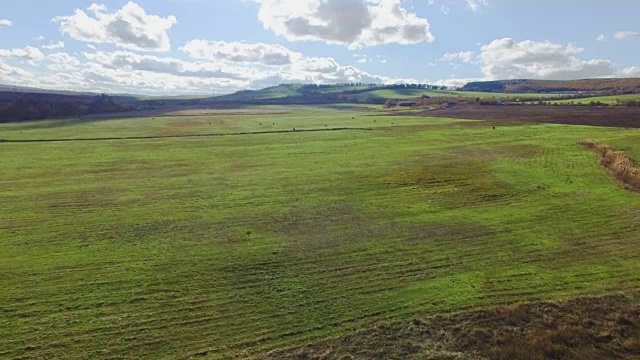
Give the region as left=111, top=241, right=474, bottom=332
left=2, top=106, right=640, bottom=358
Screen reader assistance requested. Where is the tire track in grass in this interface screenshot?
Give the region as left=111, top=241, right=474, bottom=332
left=8, top=236, right=640, bottom=360
left=5, top=256, right=464, bottom=346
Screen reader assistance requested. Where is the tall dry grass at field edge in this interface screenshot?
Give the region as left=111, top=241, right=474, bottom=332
left=581, top=140, right=640, bottom=191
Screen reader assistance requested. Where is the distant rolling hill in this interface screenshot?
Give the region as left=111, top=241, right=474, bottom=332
left=210, top=83, right=566, bottom=105
left=4, top=78, right=640, bottom=122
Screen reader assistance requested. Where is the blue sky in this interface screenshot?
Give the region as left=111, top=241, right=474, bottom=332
left=0, top=0, right=638, bottom=94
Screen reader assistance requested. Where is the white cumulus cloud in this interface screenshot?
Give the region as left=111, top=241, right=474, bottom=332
left=441, top=51, right=475, bottom=63
left=596, top=31, right=638, bottom=41
left=0, top=46, right=45, bottom=62
left=53, top=2, right=177, bottom=52
left=42, top=41, right=65, bottom=50
left=613, top=31, right=639, bottom=40
left=480, top=38, right=616, bottom=80
left=294, top=56, right=340, bottom=73
left=180, top=40, right=295, bottom=66
left=84, top=50, right=249, bottom=80
left=619, top=66, right=640, bottom=77
left=254, top=0, right=434, bottom=49
left=0, top=60, right=34, bottom=85
left=0, top=19, right=12, bottom=27
left=46, top=53, right=81, bottom=70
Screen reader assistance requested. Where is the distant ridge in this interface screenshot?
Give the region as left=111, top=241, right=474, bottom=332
left=461, top=78, right=640, bottom=93
left=0, top=84, right=112, bottom=97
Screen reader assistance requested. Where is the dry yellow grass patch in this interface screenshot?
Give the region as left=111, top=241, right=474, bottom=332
left=581, top=140, right=640, bottom=191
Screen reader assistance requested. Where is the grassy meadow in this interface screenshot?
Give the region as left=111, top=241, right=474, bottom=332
left=2, top=105, right=640, bottom=358
left=548, top=93, right=640, bottom=105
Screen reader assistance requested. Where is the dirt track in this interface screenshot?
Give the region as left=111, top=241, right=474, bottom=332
left=419, top=105, right=640, bottom=128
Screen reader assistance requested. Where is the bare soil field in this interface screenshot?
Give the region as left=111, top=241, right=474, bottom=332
left=262, top=293, right=640, bottom=360
left=419, top=105, right=640, bottom=128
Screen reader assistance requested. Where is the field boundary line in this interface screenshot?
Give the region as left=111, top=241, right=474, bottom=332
left=0, top=127, right=375, bottom=144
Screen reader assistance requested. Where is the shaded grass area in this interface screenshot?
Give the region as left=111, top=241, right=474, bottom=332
left=1, top=109, right=640, bottom=359
left=262, top=292, right=640, bottom=360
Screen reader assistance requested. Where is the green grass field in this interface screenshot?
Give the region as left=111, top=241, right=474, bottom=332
left=2, top=106, right=640, bottom=359
left=548, top=93, right=640, bottom=105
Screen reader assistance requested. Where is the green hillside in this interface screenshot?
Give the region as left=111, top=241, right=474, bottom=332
left=211, top=84, right=560, bottom=104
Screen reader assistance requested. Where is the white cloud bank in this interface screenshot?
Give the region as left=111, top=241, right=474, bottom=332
left=0, top=38, right=391, bottom=95
left=0, top=46, right=45, bottom=62
left=254, top=0, right=434, bottom=49
left=436, top=37, right=640, bottom=86
left=180, top=40, right=295, bottom=66
left=480, top=38, right=616, bottom=80
left=46, top=53, right=81, bottom=71
left=53, top=2, right=177, bottom=52
left=0, top=0, right=637, bottom=95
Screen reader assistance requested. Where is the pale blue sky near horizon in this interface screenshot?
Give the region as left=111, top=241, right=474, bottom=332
left=0, top=0, right=638, bottom=94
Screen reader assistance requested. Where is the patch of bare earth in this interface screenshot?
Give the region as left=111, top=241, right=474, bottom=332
left=258, top=293, right=640, bottom=360
left=581, top=141, right=640, bottom=191
left=412, top=105, right=640, bottom=128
